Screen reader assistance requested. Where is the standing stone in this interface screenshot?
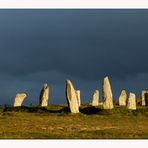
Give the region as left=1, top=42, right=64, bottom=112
left=141, top=90, right=147, bottom=106
left=66, top=80, right=79, bottom=113
left=92, top=90, right=99, bottom=106
left=144, top=92, right=148, bottom=106
left=39, top=83, right=49, bottom=107
left=103, top=76, right=114, bottom=109
left=75, top=90, right=81, bottom=107
left=119, top=90, right=127, bottom=106
left=127, top=92, right=136, bottom=110
left=13, top=93, right=27, bottom=107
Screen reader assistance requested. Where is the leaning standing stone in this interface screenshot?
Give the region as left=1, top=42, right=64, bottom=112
left=66, top=80, right=79, bottom=113
left=119, top=90, right=127, bottom=106
left=39, top=83, right=49, bottom=107
left=92, top=90, right=99, bottom=106
left=127, top=92, right=136, bottom=110
left=103, top=76, right=114, bottom=109
left=13, top=93, right=27, bottom=107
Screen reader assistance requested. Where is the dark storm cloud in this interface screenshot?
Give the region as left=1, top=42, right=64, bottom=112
left=0, top=9, right=148, bottom=79
left=0, top=9, right=148, bottom=105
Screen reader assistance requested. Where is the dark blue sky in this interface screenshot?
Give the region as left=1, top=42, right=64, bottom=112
left=0, top=9, right=148, bottom=105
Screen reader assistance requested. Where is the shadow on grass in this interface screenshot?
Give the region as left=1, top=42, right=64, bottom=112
left=80, top=106, right=102, bottom=115
left=2, top=106, right=103, bottom=115
left=3, top=105, right=148, bottom=116
left=2, top=106, right=70, bottom=114
left=2, top=106, right=119, bottom=115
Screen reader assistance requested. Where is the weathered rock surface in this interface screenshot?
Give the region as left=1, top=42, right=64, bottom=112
left=119, top=90, right=127, bottom=106
left=141, top=90, right=147, bottom=106
left=13, top=93, right=27, bottom=107
left=75, top=90, right=81, bottom=107
left=92, top=90, right=99, bottom=106
left=103, top=76, right=114, bottom=109
left=66, top=80, right=79, bottom=113
left=39, top=83, right=49, bottom=107
left=127, top=92, right=136, bottom=110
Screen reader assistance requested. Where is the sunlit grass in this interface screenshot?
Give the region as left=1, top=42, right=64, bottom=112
left=0, top=104, right=148, bottom=139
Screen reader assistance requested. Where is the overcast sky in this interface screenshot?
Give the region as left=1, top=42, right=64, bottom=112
left=0, top=9, right=148, bottom=105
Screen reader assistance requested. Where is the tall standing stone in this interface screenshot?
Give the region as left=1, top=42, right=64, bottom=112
left=103, top=76, right=114, bottom=109
left=75, top=90, right=81, bottom=107
left=119, top=90, right=127, bottom=106
left=92, top=90, right=99, bottom=106
left=127, top=92, right=136, bottom=110
left=66, top=80, right=79, bottom=113
left=39, top=83, right=49, bottom=107
left=13, top=93, right=27, bottom=107
left=141, top=90, right=147, bottom=106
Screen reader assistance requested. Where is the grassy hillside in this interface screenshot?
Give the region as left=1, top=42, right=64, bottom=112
left=0, top=104, right=148, bottom=139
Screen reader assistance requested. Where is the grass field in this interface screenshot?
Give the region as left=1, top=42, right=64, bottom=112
left=0, top=104, right=148, bottom=139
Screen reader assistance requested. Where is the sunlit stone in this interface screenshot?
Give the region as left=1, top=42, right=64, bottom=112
left=66, top=80, right=79, bottom=113
left=13, top=93, right=27, bottom=107
left=39, top=83, right=49, bottom=107
left=75, top=90, right=81, bottom=107
left=103, top=76, right=114, bottom=109
left=127, top=92, right=136, bottom=110
left=119, top=90, right=127, bottom=106
left=141, top=90, right=147, bottom=106
left=92, top=90, right=99, bottom=106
